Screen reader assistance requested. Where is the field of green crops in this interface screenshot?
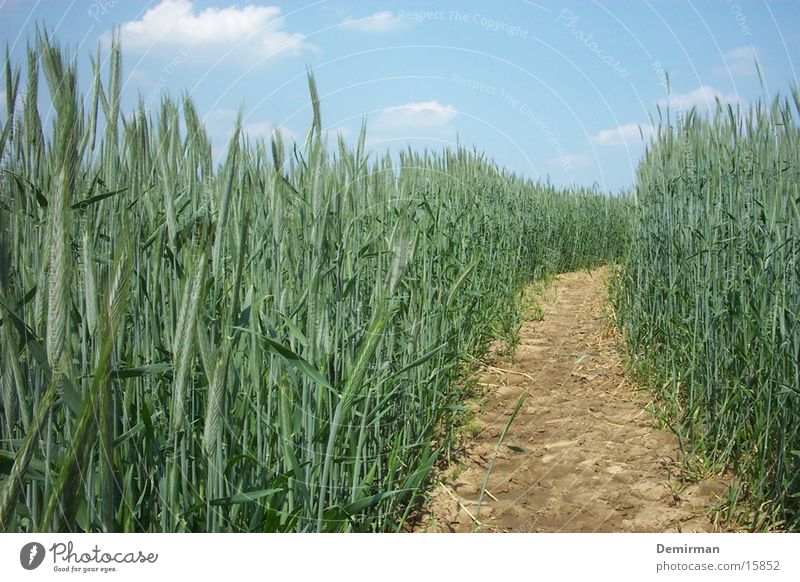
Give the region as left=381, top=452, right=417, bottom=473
left=3, top=34, right=798, bottom=534
left=0, top=38, right=628, bottom=532
left=614, top=93, right=800, bottom=530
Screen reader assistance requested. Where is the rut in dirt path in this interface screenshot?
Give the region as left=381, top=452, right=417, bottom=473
left=419, top=267, right=727, bottom=533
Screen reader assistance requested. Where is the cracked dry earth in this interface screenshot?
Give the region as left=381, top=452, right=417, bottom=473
left=417, top=267, right=728, bottom=533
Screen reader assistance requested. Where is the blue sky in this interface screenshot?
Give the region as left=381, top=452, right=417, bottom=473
left=1, top=0, right=798, bottom=191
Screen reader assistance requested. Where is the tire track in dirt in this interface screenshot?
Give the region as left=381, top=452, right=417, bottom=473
left=417, top=267, right=728, bottom=532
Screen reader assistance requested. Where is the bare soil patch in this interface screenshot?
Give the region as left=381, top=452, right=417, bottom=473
left=416, top=267, right=728, bottom=532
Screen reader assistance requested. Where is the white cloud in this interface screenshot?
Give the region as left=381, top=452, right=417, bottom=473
left=115, top=0, right=308, bottom=60
left=243, top=122, right=300, bottom=143
left=713, top=46, right=760, bottom=77
left=244, top=123, right=352, bottom=143
left=340, top=11, right=409, bottom=33
left=725, top=46, right=757, bottom=61
left=1, top=89, right=24, bottom=115
left=656, top=86, right=740, bottom=111
left=206, top=111, right=301, bottom=144
left=329, top=126, right=352, bottom=139
left=590, top=123, right=656, bottom=146
left=206, top=108, right=238, bottom=123
left=546, top=153, right=590, bottom=169
left=374, top=101, right=458, bottom=131
left=125, top=68, right=154, bottom=88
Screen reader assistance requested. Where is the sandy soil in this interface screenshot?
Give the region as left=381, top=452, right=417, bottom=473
left=416, top=268, right=728, bottom=533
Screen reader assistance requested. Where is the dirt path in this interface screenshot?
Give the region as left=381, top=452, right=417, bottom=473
left=418, top=268, right=727, bottom=533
